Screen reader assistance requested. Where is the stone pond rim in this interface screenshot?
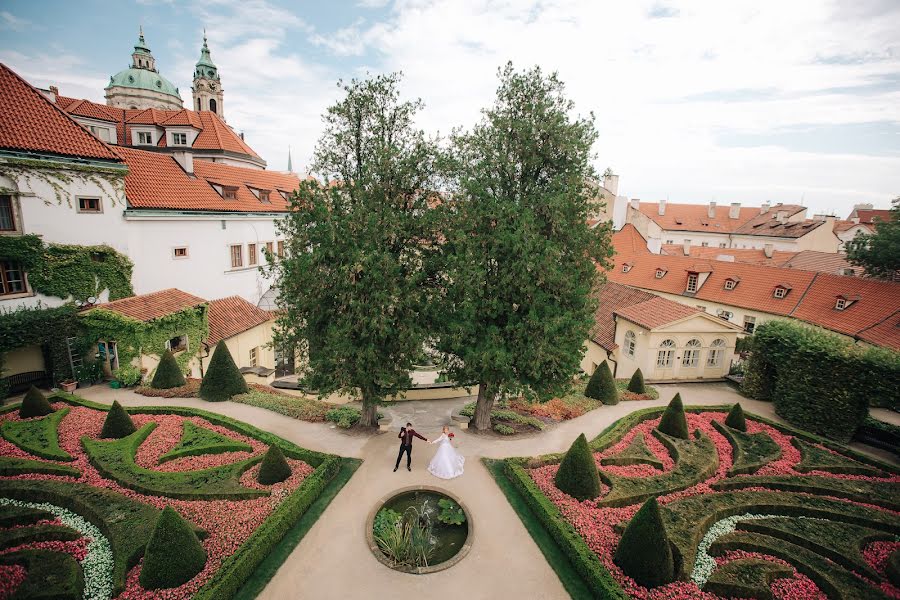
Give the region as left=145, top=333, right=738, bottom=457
left=366, top=484, right=474, bottom=575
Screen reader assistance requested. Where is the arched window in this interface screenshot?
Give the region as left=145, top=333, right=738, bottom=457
left=656, top=339, right=675, bottom=368
left=706, top=339, right=727, bottom=367
left=682, top=339, right=702, bottom=367
left=624, top=331, right=636, bottom=357
left=209, top=98, right=217, bottom=114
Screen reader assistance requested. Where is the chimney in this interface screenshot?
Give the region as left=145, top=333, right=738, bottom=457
left=760, top=201, right=770, bottom=214
left=49, top=85, right=59, bottom=102
left=682, top=239, right=691, bottom=256
left=729, top=202, right=741, bottom=219
left=763, top=243, right=774, bottom=258
left=775, top=211, right=786, bottom=223
left=240, top=132, right=245, bottom=140
left=630, top=198, right=639, bottom=210
left=658, top=199, right=666, bottom=216
left=172, top=151, right=194, bottom=174
left=813, top=213, right=827, bottom=222
left=603, top=173, right=619, bottom=196
left=707, top=202, right=716, bottom=218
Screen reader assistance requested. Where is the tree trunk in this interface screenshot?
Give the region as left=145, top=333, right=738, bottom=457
left=361, top=395, right=379, bottom=428
left=473, top=382, right=494, bottom=431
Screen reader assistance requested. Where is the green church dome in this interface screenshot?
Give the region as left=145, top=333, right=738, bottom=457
left=106, top=67, right=180, bottom=98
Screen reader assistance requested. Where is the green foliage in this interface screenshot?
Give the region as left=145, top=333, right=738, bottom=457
left=713, top=474, right=899, bottom=511
left=1, top=407, right=73, bottom=461
left=845, top=196, right=900, bottom=279
left=492, top=409, right=545, bottom=429
left=0, top=304, right=86, bottom=387
left=199, top=341, right=248, bottom=402
left=373, top=506, right=435, bottom=568
left=711, top=421, right=781, bottom=476
left=703, top=558, right=792, bottom=599
left=257, top=445, right=292, bottom=485
left=854, top=417, right=900, bottom=458
left=724, top=403, right=746, bottom=431
left=269, top=73, right=440, bottom=428
left=437, top=63, right=613, bottom=430
left=0, top=523, right=81, bottom=550
left=792, top=438, right=885, bottom=476
left=325, top=405, right=361, bottom=429
left=613, top=497, right=675, bottom=589
left=0, top=505, right=54, bottom=528
left=0, top=455, right=81, bottom=477
left=585, top=362, right=618, bottom=404
left=151, top=350, right=185, bottom=389
left=657, top=393, right=689, bottom=439
left=100, top=400, right=136, bottom=439
left=599, top=433, right=663, bottom=470
left=493, top=423, right=516, bottom=435
left=0, top=548, right=85, bottom=600
left=437, top=498, right=466, bottom=525
left=373, top=507, right=402, bottom=538
left=741, top=320, right=899, bottom=440
left=113, top=363, right=142, bottom=387
left=29, top=243, right=134, bottom=302
left=232, top=390, right=330, bottom=422
left=887, top=550, right=900, bottom=587
left=19, top=385, right=53, bottom=418
left=554, top=433, right=601, bottom=501
left=158, top=421, right=252, bottom=463
left=626, top=369, right=646, bottom=394
left=139, top=506, right=207, bottom=590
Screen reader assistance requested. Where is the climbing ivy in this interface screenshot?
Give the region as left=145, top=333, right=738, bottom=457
left=0, top=157, right=126, bottom=208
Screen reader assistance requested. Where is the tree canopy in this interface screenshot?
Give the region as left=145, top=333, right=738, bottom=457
left=846, top=197, right=900, bottom=280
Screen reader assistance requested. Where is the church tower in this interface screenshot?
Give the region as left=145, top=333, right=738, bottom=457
left=192, top=32, right=224, bottom=119
left=105, top=27, right=182, bottom=110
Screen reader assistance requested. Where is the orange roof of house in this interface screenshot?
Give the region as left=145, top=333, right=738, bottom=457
left=856, top=311, right=900, bottom=351
left=88, top=288, right=206, bottom=322
left=589, top=282, right=657, bottom=350
left=833, top=219, right=869, bottom=234
left=118, top=147, right=301, bottom=212
left=0, top=64, right=120, bottom=161
left=779, top=250, right=859, bottom=276
left=612, top=224, right=649, bottom=256
left=207, top=296, right=273, bottom=346
left=614, top=296, right=703, bottom=330
left=660, top=244, right=795, bottom=267
left=637, top=202, right=776, bottom=233
left=856, top=209, right=892, bottom=224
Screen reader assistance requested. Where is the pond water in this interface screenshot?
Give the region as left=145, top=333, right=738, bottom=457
left=379, top=489, right=468, bottom=566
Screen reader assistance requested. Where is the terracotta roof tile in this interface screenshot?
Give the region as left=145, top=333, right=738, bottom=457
left=779, top=250, right=860, bottom=276
left=661, top=244, right=795, bottom=267
left=637, top=202, right=778, bottom=233
left=614, top=296, right=702, bottom=330
left=790, top=273, right=900, bottom=340
left=194, top=111, right=261, bottom=159
left=856, top=209, right=892, bottom=224
left=733, top=213, right=826, bottom=238
left=207, top=296, right=273, bottom=345
left=857, top=311, right=900, bottom=351
left=612, top=224, right=649, bottom=256
left=88, top=288, right=206, bottom=322
left=0, top=63, right=120, bottom=161
left=588, top=282, right=657, bottom=350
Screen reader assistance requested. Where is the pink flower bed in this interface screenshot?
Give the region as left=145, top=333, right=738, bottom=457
left=0, top=402, right=317, bottom=599
left=0, top=564, right=26, bottom=600
left=529, top=411, right=898, bottom=599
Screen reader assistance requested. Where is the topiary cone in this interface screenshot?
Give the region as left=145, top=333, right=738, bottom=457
left=626, top=369, right=646, bottom=394
left=554, top=433, right=601, bottom=501
left=139, top=506, right=206, bottom=590
left=613, top=497, right=675, bottom=588
left=19, top=386, right=54, bottom=418
left=199, top=341, right=248, bottom=402
left=657, top=393, right=689, bottom=439
left=585, top=361, right=618, bottom=405
left=724, top=403, right=746, bottom=431
left=257, top=445, right=292, bottom=485
left=100, top=400, right=137, bottom=439
left=151, top=350, right=186, bottom=389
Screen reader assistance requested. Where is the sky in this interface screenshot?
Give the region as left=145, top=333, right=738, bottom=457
left=2, top=0, right=899, bottom=217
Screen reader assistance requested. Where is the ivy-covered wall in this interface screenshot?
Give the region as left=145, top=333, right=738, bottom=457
left=0, top=156, right=126, bottom=208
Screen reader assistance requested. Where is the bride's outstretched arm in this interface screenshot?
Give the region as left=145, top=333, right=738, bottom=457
left=429, top=433, right=446, bottom=444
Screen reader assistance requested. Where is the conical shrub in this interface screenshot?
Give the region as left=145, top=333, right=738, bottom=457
left=257, top=445, right=292, bottom=485
left=151, top=350, right=185, bottom=389
left=724, top=403, right=746, bottom=431
left=139, top=506, right=206, bottom=590
left=199, top=341, right=248, bottom=402
left=554, top=433, right=601, bottom=501
left=657, top=393, right=689, bottom=439
left=19, top=386, right=53, bottom=418
left=626, top=369, right=646, bottom=394
left=585, top=361, right=618, bottom=405
left=613, top=497, right=675, bottom=588
left=100, top=401, right=136, bottom=439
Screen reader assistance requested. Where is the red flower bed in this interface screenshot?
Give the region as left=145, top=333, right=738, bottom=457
left=0, top=402, right=315, bottom=599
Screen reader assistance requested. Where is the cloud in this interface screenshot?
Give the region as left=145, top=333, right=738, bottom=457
left=0, top=11, right=32, bottom=31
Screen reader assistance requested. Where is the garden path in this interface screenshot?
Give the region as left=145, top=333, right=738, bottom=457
left=71, top=382, right=897, bottom=600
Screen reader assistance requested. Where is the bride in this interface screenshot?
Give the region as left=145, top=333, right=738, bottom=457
left=427, top=426, right=465, bottom=479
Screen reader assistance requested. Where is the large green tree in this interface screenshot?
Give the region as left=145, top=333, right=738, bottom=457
left=270, top=73, right=440, bottom=427
left=437, top=63, right=613, bottom=430
left=846, top=197, right=900, bottom=280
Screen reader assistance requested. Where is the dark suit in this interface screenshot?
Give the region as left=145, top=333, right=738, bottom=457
left=395, top=427, right=427, bottom=469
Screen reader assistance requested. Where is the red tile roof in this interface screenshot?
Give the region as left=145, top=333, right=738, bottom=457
left=833, top=219, right=869, bottom=234
left=612, top=224, right=649, bottom=256
left=857, top=311, right=900, bottom=351
left=635, top=201, right=825, bottom=239
left=855, top=209, right=892, bottom=224
left=779, top=251, right=859, bottom=276
left=732, top=213, right=827, bottom=238
left=589, top=282, right=657, bottom=350
left=661, top=244, right=795, bottom=267
left=0, top=64, right=120, bottom=161
left=614, top=296, right=703, bottom=330
left=88, top=288, right=206, bottom=322
left=118, top=147, right=301, bottom=212
left=207, top=296, right=273, bottom=346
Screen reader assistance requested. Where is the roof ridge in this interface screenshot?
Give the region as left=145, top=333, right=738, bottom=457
left=788, top=271, right=819, bottom=316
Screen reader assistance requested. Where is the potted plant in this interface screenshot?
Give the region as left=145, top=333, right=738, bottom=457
left=60, top=379, right=77, bottom=393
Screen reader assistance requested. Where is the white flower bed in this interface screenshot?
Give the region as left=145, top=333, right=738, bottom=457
left=0, top=497, right=113, bottom=600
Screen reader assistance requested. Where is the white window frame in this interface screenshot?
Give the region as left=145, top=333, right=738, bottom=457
left=76, top=196, right=102, bottom=214
left=835, top=298, right=846, bottom=310
left=624, top=331, right=636, bottom=357
left=655, top=269, right=666, bottom=279
left=172, top=132, right=188, bottom=146
left=249, top=346, right=258, bottom=367
left=656, top=339, right=675, bottom=368
left=229, top=244, right=243, bottom=269
left=743, top=316, right=756, bottom=334
left=682, top=339, right=701, bottom=367
left=686, top=273, right=699, bottom=292
left=773, top=287, right=787, bottom=299
left=724, top=279, right=736, bottom=290
left=137, top=131, right=153, bottom=145
left=707, top=339, right=726, bottom=367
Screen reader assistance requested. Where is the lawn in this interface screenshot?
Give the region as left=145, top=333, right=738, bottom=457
left=0, top=392, right=351, bottom=600
left=493, top=402, right=900, bottom=599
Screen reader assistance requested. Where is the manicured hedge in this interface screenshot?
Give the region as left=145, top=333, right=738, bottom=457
left=140, top=506, right=207, bottom=589
left=19, top=385, right=53, bottom=418
left=0, top=548, right=84, bottom=600
left=626, top=369, right=645, bottom=394
left=151, top=350, right=186, bottom=389
left=200, top=341, right=248, bottom=402
left=613, top=497, right=674, bottom=588
left=854, top=417, right=900, bottom=458
left=0, top=407, right=73, bottom=461
left=554, top=433, right=601, bottom=501
left=585, top=361, right=618, bottom=405
left=257, top=445, right=292, bottom=485
left=742, top=320, right=900, bottom=441
left=100, top=400, right=137, bottom=438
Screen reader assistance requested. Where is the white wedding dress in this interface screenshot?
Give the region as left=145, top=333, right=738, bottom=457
left=427, top=433, right=465, bottom=479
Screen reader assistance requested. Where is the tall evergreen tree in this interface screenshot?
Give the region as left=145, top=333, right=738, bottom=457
left=846, top=197, right=899, bottom=280
left=268, top=74, right=440, bottom=427
left=438, top=63, right=613, bottom=430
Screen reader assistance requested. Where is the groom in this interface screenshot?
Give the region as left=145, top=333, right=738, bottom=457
left=394, top=422, right=427, bottom=472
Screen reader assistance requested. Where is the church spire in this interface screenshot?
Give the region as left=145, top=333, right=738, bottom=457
left=287, top=146, right=293, bottom=172
left=131, top=26, right=156, bottom=71
left=192, top=30, right=224, bottom=119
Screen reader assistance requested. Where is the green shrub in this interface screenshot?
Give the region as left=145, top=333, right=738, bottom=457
left=657, top=393, right=689, bottom=439
left=585, top=361, right=618, bottom=405
left=100, top=400, right=137, bottom=438
left=257, top=445, right=292, bottom=485
left=724, top=403, right=746, bottom=431
left=886, top=550, right=900, bottom=587
left=139, top=506, right=207, bottom=590
left=1, top=408, right=72, bottom=461
left=325, top=406, right=361, bottom=429
left=113, top=364, right=142, bottom=387
left=199, top=341, right=248, bottom=402
left=613, top=497, right=675, bottom=588
left=19, top=386, right=53, bottom=418
left=373, top=507, right=402, bottom=537
left=232, top=390, right=329, bottom=422
left=158, top=421, right=252, bottom=463
left=0, top=548, right=84, bottom=599
left=554, top=433, right=601, bottom=501
left=493, top=422, right=516, bottom=435
left=151, top=350, right=186, bottom=389
left=626, top=369, right=646, bottom=394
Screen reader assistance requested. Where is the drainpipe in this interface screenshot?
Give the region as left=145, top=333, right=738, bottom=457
left=198, top=342, right=211, bottom=377
left=607, top=351, right=618, bottom=377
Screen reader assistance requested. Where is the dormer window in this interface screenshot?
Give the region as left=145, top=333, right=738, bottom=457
left=172, top=133, right=187, bottom=145
left=655, top=269, right=667, bottom=279
left=835, top=298, right=847, bottom=310
left=259, top=190, right=271, bottom=204
left=724, top=278, right=739, bottom=290
left=773, top=285, right=791, bottom=299
left=622, top=263, right=633, bottom=273
left=222, top=186, right=238, bottom=200
left=686, top=273, right=699, bottom=293
left=137, top=131, right=153, bottom=145
left=834, top=295, right=860, bottom=310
